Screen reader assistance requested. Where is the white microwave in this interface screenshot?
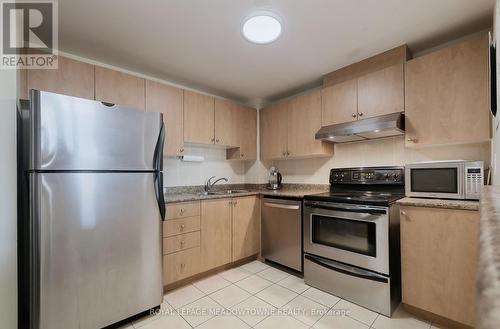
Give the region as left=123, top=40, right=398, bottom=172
left=405, top=161, right=484, bottom=200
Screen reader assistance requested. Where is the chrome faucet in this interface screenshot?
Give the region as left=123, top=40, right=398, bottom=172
left=204, top=176, right=228, bottom=193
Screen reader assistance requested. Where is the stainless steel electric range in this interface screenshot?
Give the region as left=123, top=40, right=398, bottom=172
left=303, top=166, right=405, bottom=316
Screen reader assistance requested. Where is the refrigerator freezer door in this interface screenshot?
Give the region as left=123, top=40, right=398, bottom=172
left=30, top=90, right=162, bottom=171
left=32, top=172, right=162, bottom=329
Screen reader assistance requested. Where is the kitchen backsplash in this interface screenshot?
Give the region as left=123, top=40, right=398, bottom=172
left=261, top=137, right=492, bottom=184
left=164, top=137, right=491, bottom=187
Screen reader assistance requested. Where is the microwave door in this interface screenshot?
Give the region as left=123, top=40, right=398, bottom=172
left=405, top=165, right=465, bottom=199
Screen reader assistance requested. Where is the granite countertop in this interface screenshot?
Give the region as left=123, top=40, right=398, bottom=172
left=478, top=186, right=500, bottom=329
left=396, top=197, right=479, bottom=211
left=164, top=184, right=329, bottom=203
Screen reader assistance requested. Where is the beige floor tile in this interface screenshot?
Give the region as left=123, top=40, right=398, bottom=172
left=277, top=275, right=309, bottom=294
left=177, top=296, right=225, bottom=327
left=372, top=305, right=430, bottom=329
left=301, top=287, right=341, bottom=308
left=333, top=299, right=378, bottom=326
left=231, top=295, right=276, bottom=327
left=218, top=268, right=252, bottom=283
left=136, top=313, right=191, bottom=329
left=209, top=285, right=251, bottom=308
left=193, top=274, right=232, bottom=294
left=239, top=260, right=269, bottom=274
left=254, top=314, right=309, bottom=329
left=235, top=274, right=273, bottom=294
left=256, top=267, right=290, bottom=283
left=314, top=312, right=369, bottom=329
left=164, top=284, right=205, bottom=309
left=282, top=295, right=329, bottom=326
left=197, top=314, right=250, bottom=329
left=255, top=284, right=298, bottom=308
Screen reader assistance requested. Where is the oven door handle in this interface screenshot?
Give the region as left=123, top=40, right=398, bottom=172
left=305, top=254, right=388, bottom=283
left=305, top=203, right=386, bottom=215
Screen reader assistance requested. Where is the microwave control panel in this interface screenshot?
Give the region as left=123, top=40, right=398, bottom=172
left=465, top=165, right=483, bottom=197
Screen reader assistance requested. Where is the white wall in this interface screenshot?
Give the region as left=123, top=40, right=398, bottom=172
left=0, top=69, right=18, bottom=328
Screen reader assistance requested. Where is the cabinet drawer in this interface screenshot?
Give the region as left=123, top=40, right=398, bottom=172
left=163, top=247, right=200, bottom=285
left=164, top=231, right=200, bottom=254
left=163, top=216, right=200, bottom=237
left=166, top=201, right=200, bottom=220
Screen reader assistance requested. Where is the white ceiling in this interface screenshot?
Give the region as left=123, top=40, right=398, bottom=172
left=59, top=0, right=494, bottom=107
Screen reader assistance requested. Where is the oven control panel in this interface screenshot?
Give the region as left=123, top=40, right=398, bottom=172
left=330, top=167, right=405, bottom=185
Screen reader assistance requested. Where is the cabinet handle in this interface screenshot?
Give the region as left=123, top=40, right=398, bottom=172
left=358, top=112, right=363, bottom=117
left=282, top=152, right=286, bottom=157
left=179, top=148, right=184, bottom=153
left=352, top=113, right=357, bottom=118
left=401, top=211, right=406, bottom=216
left=180, top=224, right=185, bottom=231
left=180, top=208, right=185, bottom=214
left=211, top=138, right=215, bottom=142
left=180, top=263, right=186, bottom=270
left=407, top=137, right=418, bottom=143
left=216, top=138, right=220, bottom=143
left=286, top=151, right=290, bottom=156
left=240, top=153, right=244, bottom=158
left=234, top=201, right=237, bottom=207
left=180, top=240, right=185, bottom=247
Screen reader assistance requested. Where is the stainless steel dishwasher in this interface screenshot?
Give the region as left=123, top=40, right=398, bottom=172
left=261, top=196, right=303, bottom=272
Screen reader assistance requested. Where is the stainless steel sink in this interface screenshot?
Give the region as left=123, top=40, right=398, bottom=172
left=200, top=189, right=250, bottom=196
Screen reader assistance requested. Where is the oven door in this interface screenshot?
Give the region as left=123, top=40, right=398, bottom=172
left=405, top=162, right=465, bottom=199
left=303, top=201, right=389, bottom=275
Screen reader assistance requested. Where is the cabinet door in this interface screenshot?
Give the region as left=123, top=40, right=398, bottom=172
left=200, top=199, right=232, bottom=271
left=227, top=105, right=257, bottom=160
left=321, top=79, right=357, bottom=126
left=232, top=196, right=260, bottom=261
left=146, top=80, right=184, bottom=156
left=183, top=90, right=215, bottom=145
left=260, top=100, right=288, bottom=160
left=94, top=66, right=145, bottom=110
left=405, top=33, right=490, bottom=147
left=163, top=247, right=201, bottom=285
left=27, top=56, right=94, bottom=99
left=215, top=98, right=239, bottom=147
left=239, top=106, right=257, bottom=160
left=287, top=90, right=333, bottom=158
left=400, top=206, right=478, bottom=326
left=357, top=64, right=404, bottom=119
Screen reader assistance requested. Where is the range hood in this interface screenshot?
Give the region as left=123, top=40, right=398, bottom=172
left=315, top=112, right=405, bottom=143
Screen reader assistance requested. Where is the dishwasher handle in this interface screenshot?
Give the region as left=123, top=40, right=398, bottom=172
left=263, top=202, right=300, bottom=210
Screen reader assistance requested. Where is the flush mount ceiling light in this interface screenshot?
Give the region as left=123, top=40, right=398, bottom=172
left=242, top=13, right=282, bottom=44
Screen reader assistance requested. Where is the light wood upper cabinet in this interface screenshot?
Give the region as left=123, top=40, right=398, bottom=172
left=260, top=100, right=289, bottom=160
left=183, top=90, right=215, bottom=145
left=215, top=98, right=240, bottom=147
left=357, top=64, right=404, bottom=119
left=232, top=196, right=260, bottom=262
left=145, top=80, right=184, bottom=157
left=260, top=93, right=333, bottom=160
left=227, top=105, right=257, bottom=160
left=400, top=206, right=478, bottom=327
left=288, top=90, right=334, bottom=158
left=200, top=198, right=232, bottom=272
left=26, top=56, right=94, bottom=99
left=94, top=66, right=145, bottom=110
left=405, top=32, right=490, bottom=147
left=321, top=79, right=357, bottom=126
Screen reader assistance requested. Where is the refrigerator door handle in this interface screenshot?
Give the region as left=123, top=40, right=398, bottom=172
left=153, top=122, right=165, bottom=220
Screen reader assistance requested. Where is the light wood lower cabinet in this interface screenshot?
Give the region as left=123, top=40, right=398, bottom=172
left=400, top=206, right=478, bottom=327
left=232, top=196, right=260, bottom=262
left=163, top=247, right=201, bottom=285
left=200, top=198, right=232, bottom=271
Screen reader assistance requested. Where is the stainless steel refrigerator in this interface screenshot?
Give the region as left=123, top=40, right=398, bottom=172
left=17, top=90, right=166, bottom=329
